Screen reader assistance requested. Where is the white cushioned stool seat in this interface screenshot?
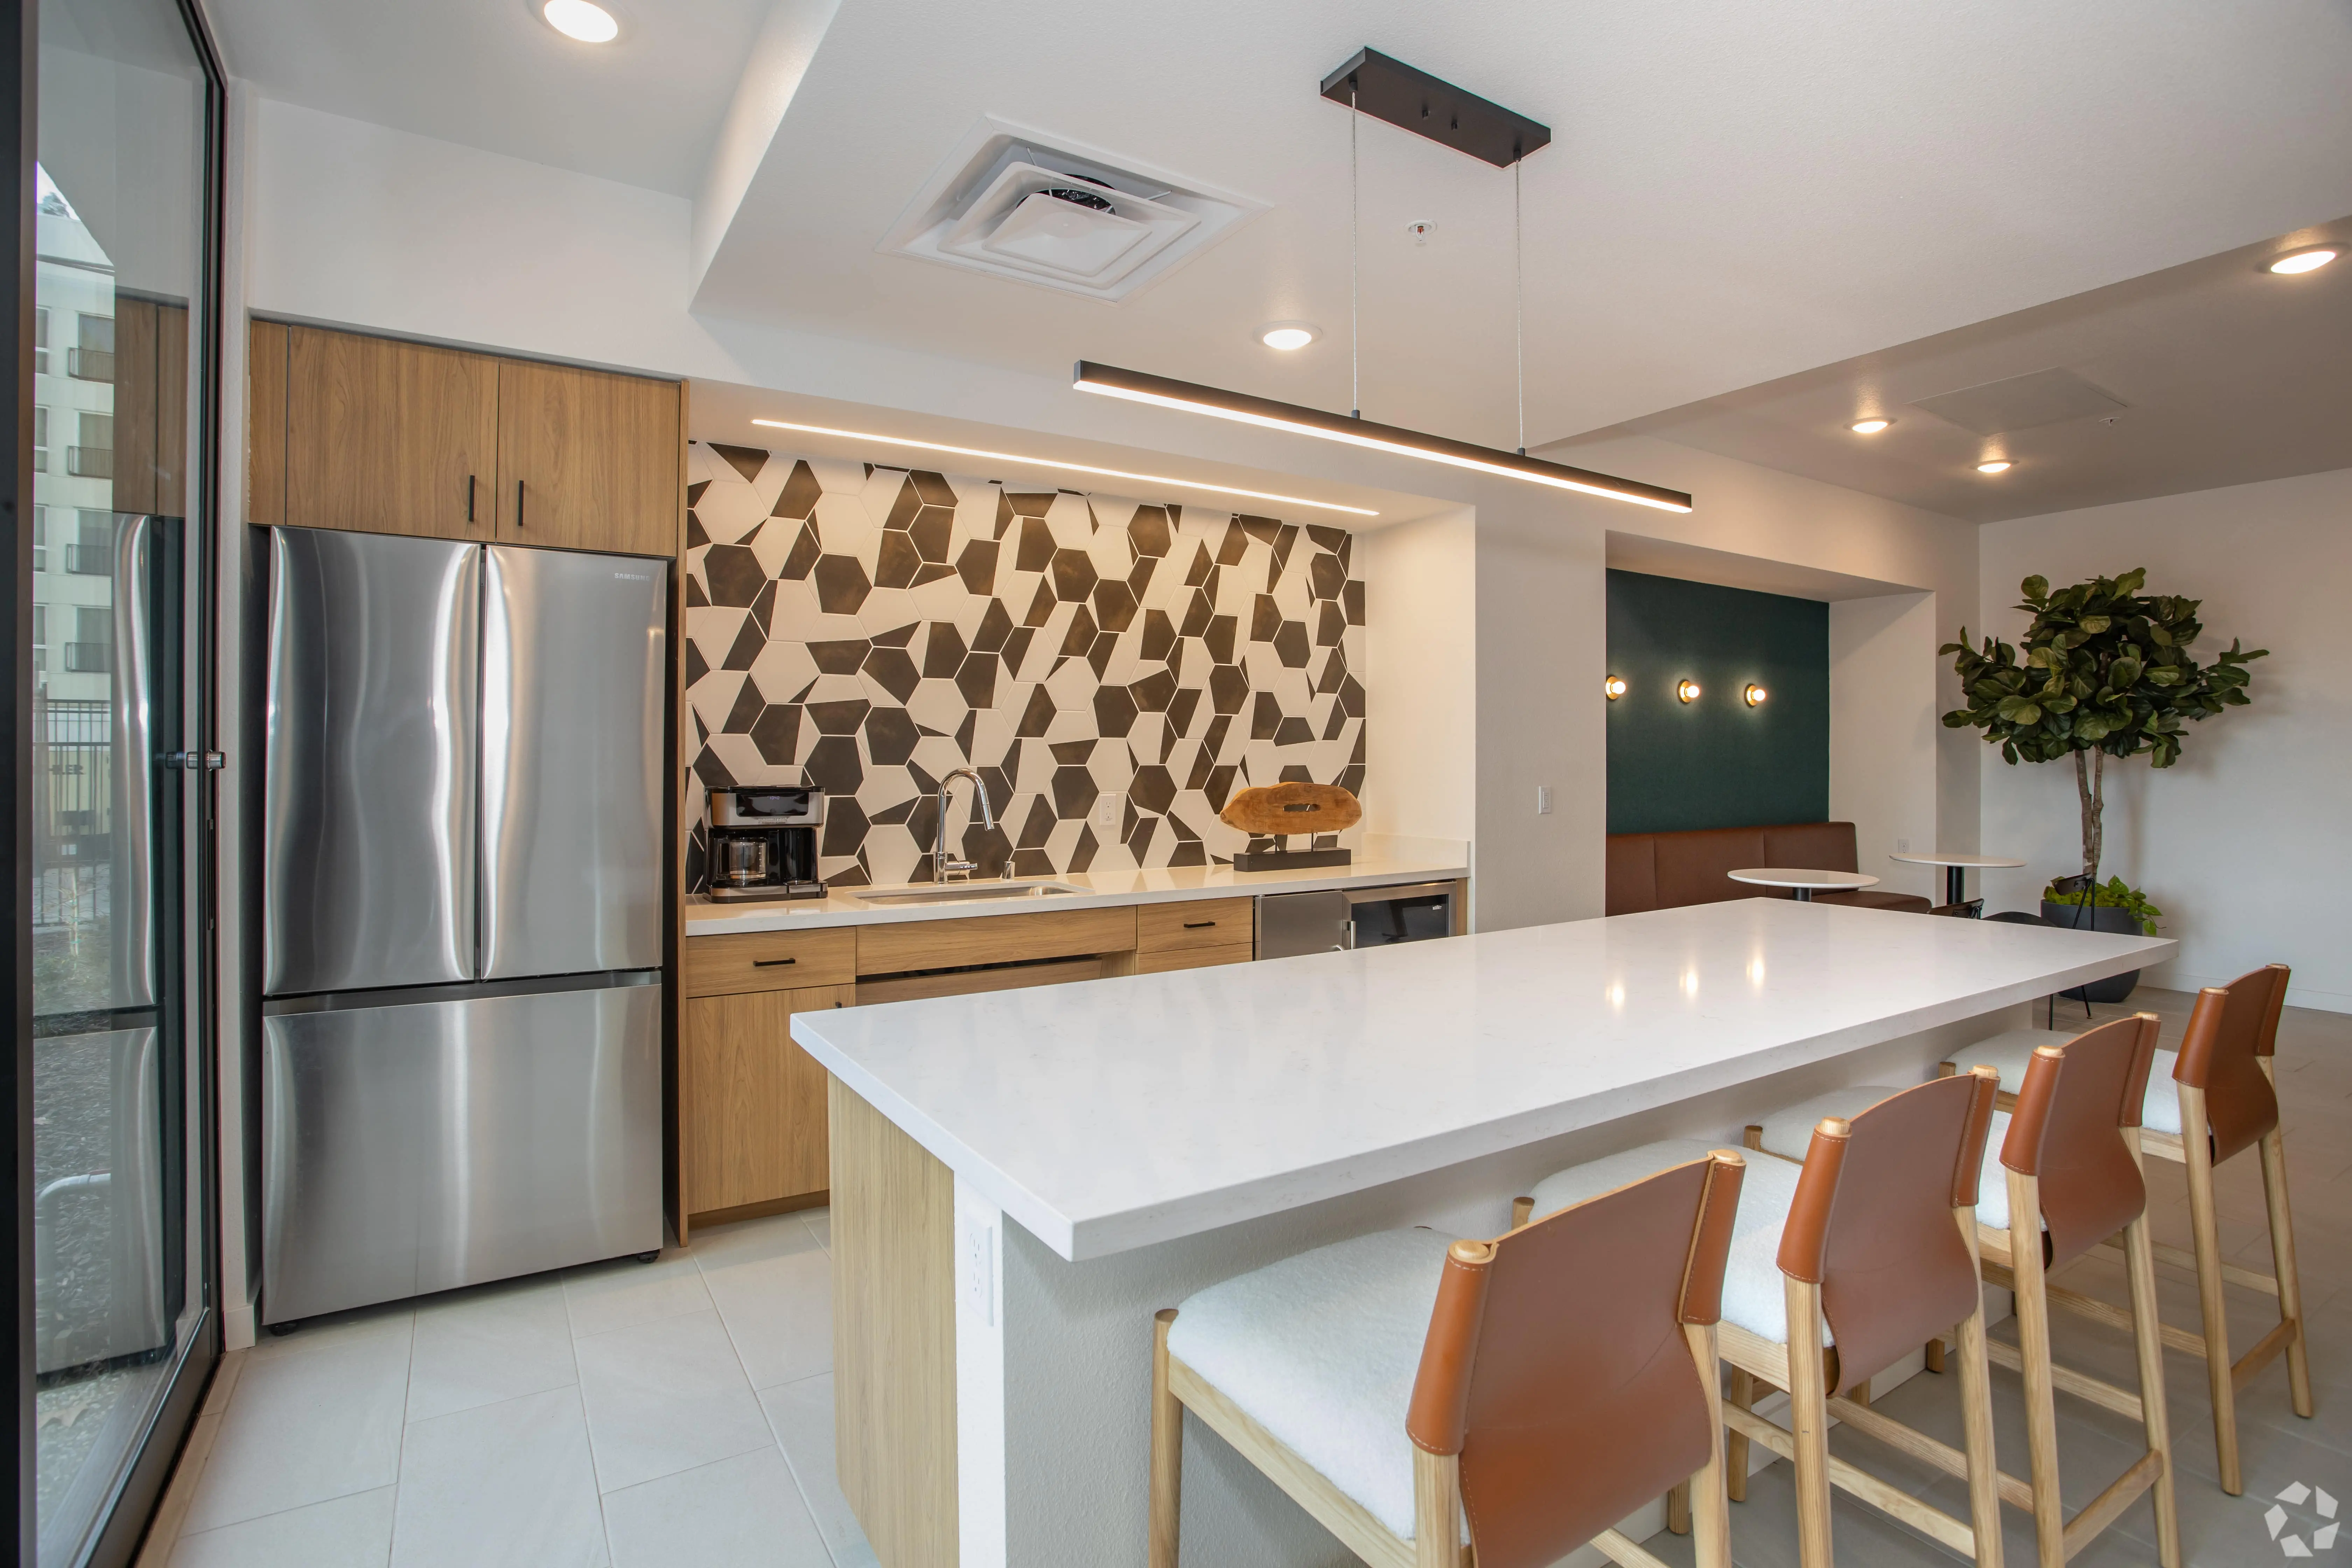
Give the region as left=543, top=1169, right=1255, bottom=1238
left=1752, top=1087, right=2015, bottom=1231
left=1529, top=1139, right=1821, bottom=1349
left=1165, top=1227, right=1458, bottom=1545
left=1948, top=1028, right=2183, bottom=1136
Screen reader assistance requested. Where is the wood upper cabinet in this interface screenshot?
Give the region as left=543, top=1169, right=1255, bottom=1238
left=113, top=298, right=189, bottom=519
left=684, top=983, right=853, bottom=1219
left=282, top=325, right=498, bottom=540
left=494, top=359, right=679, bottom=557
left=247, top=321, right=681, bottom=555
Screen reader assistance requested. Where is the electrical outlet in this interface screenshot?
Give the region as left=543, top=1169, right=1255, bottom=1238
left=1094, top=792, right=1122, bottom=831
left=958, top=1205, right=995, bottom=1326
left=1897, top=838, right=1911, bottom=853
left=1535, top=784, right=1554, bottom=816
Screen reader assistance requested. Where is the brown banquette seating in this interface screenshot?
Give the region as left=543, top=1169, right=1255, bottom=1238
left=1606, top=821, right=1932, bottom=917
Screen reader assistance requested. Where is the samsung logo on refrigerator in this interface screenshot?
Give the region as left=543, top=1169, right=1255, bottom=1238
left=613, top=571, right=651, bottom=581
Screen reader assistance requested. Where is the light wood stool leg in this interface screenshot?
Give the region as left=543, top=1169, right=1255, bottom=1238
left=1955, top=1208, right=2007, bottom=1568
left=2257, top=1123, right=2315, bottom=1418
left=1411, top=1448, right=1463, bottom=1568
left=1667, top=1479, right=1691, bottom=1534
left=2006, top=1174, right=2065, bottom=1568
left=1726, top=1367, right=1755, bottom=1503
left=1686, top=1321, right=1733, bottom=1568
left=2179, top=1087, right=2242, bottom=1494
left=1783, top=1277, right=1835, bottom=1568
left=1150, top=1309, right=1182, bottom=1568
left=2122, top=1207, right=2183, bottom=1568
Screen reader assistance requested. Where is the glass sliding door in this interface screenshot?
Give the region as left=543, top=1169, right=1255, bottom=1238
left=16, top=0, right=222, bottom=1561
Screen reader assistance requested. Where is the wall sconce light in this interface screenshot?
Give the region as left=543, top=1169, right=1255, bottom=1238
left=1677, top=679, right=1702, bottom=704
left=1744, top=683, right=1769, bottom=706
left=1604, top=675, right=1628, bottom=700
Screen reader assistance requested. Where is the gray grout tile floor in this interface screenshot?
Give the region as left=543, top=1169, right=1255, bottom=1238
left=159, top=1206, right=870, bottom=1568
left=153, top=986, right=2346, bottom=1565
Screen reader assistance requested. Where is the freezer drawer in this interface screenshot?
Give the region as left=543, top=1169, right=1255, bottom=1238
left=262, top=983, right=662, bottom=1324
left=264, top=528, right=479, bottom=994
left=479, top=546, right=667, bottom=979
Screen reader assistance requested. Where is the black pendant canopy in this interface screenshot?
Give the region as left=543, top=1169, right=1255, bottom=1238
left=1318, top=48, right=1552, bottom=168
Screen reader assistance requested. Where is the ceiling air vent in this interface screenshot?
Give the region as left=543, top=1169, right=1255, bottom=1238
left=882, top=116, right=1267, bottom=302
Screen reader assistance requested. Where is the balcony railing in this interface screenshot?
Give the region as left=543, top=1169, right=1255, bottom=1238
left=66, top=446, right=112, bottom=480
left=66, top=346, right=114, bottom=383
left=62, top=642, right=110, bottom=674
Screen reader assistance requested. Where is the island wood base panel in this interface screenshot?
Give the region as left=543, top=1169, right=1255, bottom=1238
left=827, top=1006, right=2024, bottom=1567
left=831, top=1076, right=960, bottom=1568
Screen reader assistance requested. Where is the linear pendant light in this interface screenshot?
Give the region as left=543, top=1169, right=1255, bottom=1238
left=1069, top=48, right=1691, bottom=516
left=1072, top=362, right=1693, bottom=512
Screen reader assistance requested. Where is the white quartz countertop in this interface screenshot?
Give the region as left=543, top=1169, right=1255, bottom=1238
left=792, top=899, right=2172, bottom=1262
left=686, top=835, right=1467, bottom=934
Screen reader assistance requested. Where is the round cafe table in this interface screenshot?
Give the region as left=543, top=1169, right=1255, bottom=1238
left=1888, top=851, right=2027, bottom=911
left=1726, top=868, right=1881, bottom=903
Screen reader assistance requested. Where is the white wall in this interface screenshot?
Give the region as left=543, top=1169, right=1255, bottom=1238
left=1829, top=594, right=1942, bottom=903
left=1360, top=507, right=1476, bottom=849
left=1470, top=481, right=1611, bottom=931
left=1976, top=467, right=2352, bottom=1010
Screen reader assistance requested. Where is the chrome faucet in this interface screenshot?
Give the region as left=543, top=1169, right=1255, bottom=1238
left=933, top=767, right=996, bottom=882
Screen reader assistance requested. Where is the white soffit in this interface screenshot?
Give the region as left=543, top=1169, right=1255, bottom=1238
left=1604, top=532, right=1923, bottom=602
left=877, top=116, right=1267, bottom=302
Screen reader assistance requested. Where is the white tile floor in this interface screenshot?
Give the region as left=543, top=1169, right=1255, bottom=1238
left=159, top=1207, right=870, bottom=1568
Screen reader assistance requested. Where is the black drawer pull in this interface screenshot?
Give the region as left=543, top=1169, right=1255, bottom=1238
left=752, top=957, right=797, bottom=968
left=1182, top=920, right=1217, bottom=930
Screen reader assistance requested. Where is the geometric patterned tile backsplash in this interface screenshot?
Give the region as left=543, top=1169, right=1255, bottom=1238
left=683, top=442, right=1367, bottom=892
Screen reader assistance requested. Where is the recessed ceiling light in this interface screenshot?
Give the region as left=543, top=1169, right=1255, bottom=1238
left=1849, top=418, right=1891, bottom=435
left=2266, top=245, right=2339, bottom=275
left=1258, top=322, right=1319, bottom=351
left=1976, top=459, right=2014, bottom=475
left=542, top=0, right=618, bottom=42
left=747, top=417, right=1378, bottom=517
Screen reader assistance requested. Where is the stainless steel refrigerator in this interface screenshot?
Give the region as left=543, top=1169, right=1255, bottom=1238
left=260, top=527, right=667, bottom=1325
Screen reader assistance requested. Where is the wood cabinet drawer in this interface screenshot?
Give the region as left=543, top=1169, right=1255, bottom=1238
left=1137, top=897, right=1255, bottom=955
left=685, top=927, right=858, bottom=997
left=1135, top=941, right=1254, bottom=976
left=855, top=906, right=1138, bottom=977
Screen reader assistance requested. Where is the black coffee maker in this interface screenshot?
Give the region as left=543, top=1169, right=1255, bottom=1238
left=706, top=786, right=825, bottom=901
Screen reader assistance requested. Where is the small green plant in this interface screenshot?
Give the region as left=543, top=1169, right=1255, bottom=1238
left=2043, top=875, right=2162, bottom=936
left=1944, top=568, right=2265, bottom=878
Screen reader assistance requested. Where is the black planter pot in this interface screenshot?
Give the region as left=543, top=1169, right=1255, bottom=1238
left=2042, top=899, right=2146, bottom=1003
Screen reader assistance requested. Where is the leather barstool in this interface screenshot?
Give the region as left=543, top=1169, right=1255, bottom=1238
left=1940, top=965, right=2312, bottom=1494
left=1520, top=1074, right=2008, bottom=1568
left=1753, top=1016, right=2183, bottom=1568
left=1150, top=1150, right=1745, bottom=1568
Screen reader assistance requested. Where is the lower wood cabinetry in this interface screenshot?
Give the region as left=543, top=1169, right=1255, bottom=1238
left=683, top=983, right=852, bottom=1225
left=1135, top=941, right=1254, bottom=975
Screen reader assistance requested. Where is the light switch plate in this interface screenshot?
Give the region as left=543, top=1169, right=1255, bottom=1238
left=1897, top=838, right=1911, bottom=853
left=1094, top=792, right=1123, bottom=830
left=1535, top=785, right=1554, bottom=816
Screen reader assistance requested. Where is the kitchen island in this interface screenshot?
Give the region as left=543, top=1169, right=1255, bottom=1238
left=792, top=898, right=2172, bottom=1568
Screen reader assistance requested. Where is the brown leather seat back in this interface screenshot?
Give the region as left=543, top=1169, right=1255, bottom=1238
left=1606, top=833, right=1658, bottom=916
left=1760, top=821, right=1859, bottom=874
left=2001, top=1014, right=2158, bottom=1269
left=2174, top=965, right=2288, bottom=1163
left=1652, top=827, right=1772, bottom=907
left=1778, top=1072, right=1998, bottom=1393
left=1406, top=1153, right=1745, bottom=1568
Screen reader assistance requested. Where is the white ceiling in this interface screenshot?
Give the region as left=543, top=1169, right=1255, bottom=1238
left=207, top=0, right=772, bottom=196
left=212, top=0, right=2352, bottom=474
left=694, top=0, right=2352, bottom=449
left=1580, top=216, right=2352, bottom=523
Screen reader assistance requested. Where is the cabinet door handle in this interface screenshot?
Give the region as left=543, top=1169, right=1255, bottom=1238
left=752, top=957, right=797, bottom=968
left=466, top=474, right=476, bottom=522
left=1183, top=920, right=1216, bottom=929
left=515, top=478, right=525, bottom=528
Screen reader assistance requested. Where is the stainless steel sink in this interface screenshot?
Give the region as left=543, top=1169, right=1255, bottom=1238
left=853, top=881, right=1086, bottom=906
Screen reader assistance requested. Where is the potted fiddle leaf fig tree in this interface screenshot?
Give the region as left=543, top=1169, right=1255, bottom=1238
left=1942, top=567, right=2265, bottom=1001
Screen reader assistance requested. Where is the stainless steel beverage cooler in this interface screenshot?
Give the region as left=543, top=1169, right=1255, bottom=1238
left=260, top=528, right=667, bottom=1324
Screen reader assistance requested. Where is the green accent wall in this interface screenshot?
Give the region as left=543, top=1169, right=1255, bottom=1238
left=1606, top=569, right=1828, bottom=834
